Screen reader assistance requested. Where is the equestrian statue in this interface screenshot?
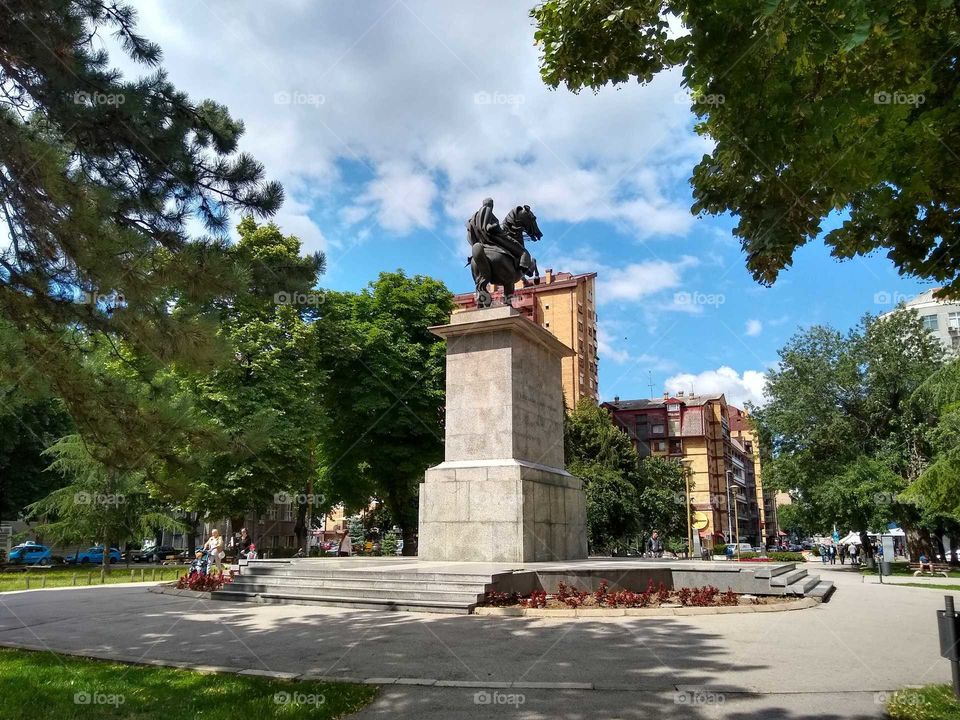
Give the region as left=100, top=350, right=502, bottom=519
left=466, top=198, right=542, bottom=307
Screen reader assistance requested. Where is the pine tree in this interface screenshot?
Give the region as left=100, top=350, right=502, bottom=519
left=347, top=515, right=366, bottom=554
left=0, top=1, right=283, bottom=466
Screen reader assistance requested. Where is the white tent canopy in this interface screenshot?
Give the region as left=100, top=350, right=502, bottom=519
left=838, top=528, right=905, bottom=545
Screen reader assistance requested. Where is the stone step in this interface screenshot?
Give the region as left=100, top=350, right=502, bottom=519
left=241, top=566, right=508, bottom=584
left=211, top=589, right=475, bottom=614
left=220, top=582, right=485, bottom=604
left=808, top=580, right=835, bottom=601
left=770, top=568, right=808, bottom=587
left=784, top=575, right=820, bottom=596
left=229, top=575, right=491, bottom=593
left=753, top=563, right=797, bottom=580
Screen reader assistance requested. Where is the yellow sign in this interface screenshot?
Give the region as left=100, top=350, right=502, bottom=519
left=691, top=511, right=709, bottom=531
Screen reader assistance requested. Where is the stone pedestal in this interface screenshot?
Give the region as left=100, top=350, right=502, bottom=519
left=418, top=306, right=588, bottom=562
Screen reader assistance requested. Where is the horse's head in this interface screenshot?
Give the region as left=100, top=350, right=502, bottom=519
left=510, top=204, right=543, bottom=241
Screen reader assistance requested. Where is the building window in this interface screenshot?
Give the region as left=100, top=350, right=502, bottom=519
left=949, top=312, right=960, bottom=330
left=544, top=304, right=550, bottom=310
left=667, top=402, right=680, bottom=412
left=652, top=424, right=665, bottom=435
left=544, top=322, right=550, bottom=328
left=668, top=418, right=680, bottom=436
left=922, top=314, right=939, bottom=331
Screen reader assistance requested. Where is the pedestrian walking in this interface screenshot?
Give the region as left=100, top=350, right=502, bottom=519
left=646, top=531, right=664, bottom=558
left=829, top=544, right=837, bottom=565
left=820, top=543, right=828, bottom=564
left=839, top=544, right=847, bottom=565
left=338, top=528, right=352, bottom=557
left=204, top=529, right=225, bottom=575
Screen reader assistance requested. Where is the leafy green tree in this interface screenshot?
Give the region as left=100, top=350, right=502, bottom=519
left=0, top=1, right=283, bottom=467
left=565, top=401, right=689, bottom=552
left=532, top=1, right=960, bottom=294
left=0, top=387, right=72, bottom=519
left=314, top=272, right=453, bottom=553
left=347, top=515, right=366, bottom=553
left=636, top=456, right=690, bottom=545
left=162, top=218, right=327, bottom=547
left=27, top=435, right=182, bottom=578
left=753, top=310, right=943, bottom=557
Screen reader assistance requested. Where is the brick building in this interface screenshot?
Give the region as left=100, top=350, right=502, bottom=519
left=602, top=393, right=771, bottom=549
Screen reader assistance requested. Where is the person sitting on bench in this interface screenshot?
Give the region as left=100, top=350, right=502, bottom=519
left=918, top=554, right=934, bottom=573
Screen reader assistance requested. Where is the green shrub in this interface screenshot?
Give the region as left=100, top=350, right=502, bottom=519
left=738, top=551, right=759, bottom=559
left=769, top=551, right=805, bottom=562
left=809, top=545, right=820, bottom=556
left=712, top=543, right=727, bottom=556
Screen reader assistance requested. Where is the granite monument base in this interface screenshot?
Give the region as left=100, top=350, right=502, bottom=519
left=418, top=459, right=587, bottom=563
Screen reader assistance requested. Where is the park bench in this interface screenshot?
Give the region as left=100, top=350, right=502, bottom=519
left=909, top=562, right=951, bottom=578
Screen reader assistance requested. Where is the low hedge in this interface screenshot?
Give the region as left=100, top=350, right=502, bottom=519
left=768, top=551, right=805, bottom=562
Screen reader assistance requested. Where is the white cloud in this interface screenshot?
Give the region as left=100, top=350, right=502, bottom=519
left=745, top=319, right=763, bottom=337
left=600, top=256, right=699, bottom=304
left=665, top=366, right=768, bottom=408
left=352, top=163, right=438, bottom=235
left=118, top=2, right=703, bottom=245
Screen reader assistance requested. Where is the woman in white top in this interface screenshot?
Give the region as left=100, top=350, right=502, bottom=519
left=205, top=529, right=225, bottom=574
left=338, top=530, right=352, bottom=557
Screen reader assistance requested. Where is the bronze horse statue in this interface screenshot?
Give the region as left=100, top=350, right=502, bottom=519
left=467, top=203, right=542, bottom=307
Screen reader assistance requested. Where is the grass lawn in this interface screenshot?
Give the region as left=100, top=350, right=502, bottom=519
left=889, top=582, right=960, bottom=591
left=861, top=562, right=956, bottom=580
left=0, top=648, right=377, bottom=719
left=887, top=684, right=960, bottom=720
left=0, top=566, right=184, bottom=593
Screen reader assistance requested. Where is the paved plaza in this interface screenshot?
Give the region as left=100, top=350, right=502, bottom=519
left=0, top=565, right=954, bottom=718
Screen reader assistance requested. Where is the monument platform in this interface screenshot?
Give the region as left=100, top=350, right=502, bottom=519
left=418, top=305, right=588, bottom=562
left=212, top=556, right=834, bottom=614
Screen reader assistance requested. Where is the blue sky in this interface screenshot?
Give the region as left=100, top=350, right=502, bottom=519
left=122, top=2, right=931, bottom=407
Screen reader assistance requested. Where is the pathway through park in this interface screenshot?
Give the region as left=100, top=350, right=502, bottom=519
left=0, top=566, right=953, bottom=718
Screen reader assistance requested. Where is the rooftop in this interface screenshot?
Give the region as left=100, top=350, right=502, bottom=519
left=603, top=393, right=725, bottom=411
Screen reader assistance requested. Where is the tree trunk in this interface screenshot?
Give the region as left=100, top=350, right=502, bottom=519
left=859, top=531, right=874, bottom=562
left=294, top=495, right=308, bottom=554
left=187, top=513, right=199, bottom=557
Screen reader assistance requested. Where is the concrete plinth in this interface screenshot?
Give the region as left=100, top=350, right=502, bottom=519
left=418, top=306, right=587, bottom=562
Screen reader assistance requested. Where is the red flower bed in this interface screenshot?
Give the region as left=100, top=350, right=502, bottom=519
left=175, top=571, right=232, bottom=592
left=483, top=578, right=750, bottom=609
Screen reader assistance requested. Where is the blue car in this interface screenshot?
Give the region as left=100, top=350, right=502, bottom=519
left=65, top=546, right=122, bottom=564
left=9, top=542, right=53, bottom=565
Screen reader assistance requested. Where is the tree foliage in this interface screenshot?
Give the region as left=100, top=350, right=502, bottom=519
left=532, top=0, right=960, bottom=295
left=565, top=400, right=689, bottom=551
left=752, top=310, right=944, bottom=551
left=0, top=0, right=283, bottom=467
left=314, top=271, right=453, bottom=545
left=26, top=434, right=182, bottom=574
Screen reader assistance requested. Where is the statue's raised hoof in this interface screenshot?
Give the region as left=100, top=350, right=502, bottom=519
left=533, top=276, right=541, bottom=285
left=477, top=289, right=491, bottom=308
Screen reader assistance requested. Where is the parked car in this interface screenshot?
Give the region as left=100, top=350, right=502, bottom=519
left=725, top=542, right=754, bottom=556
left=131, top=545, right=178, bottom=563
left=65, top=546, right=122, bottom=564
left=8, top=542, right=53, bottom=566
